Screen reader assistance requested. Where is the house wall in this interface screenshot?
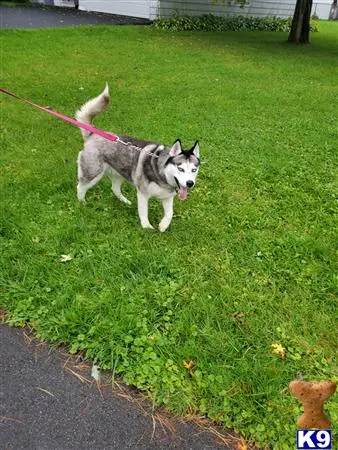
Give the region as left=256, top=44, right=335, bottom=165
left=37, top=0, right=333, bottom=20
left=158, top=0, right=293, bottom=18
left=31, top=0, right=54, bottom=4
left=54, top=0, right=76, bottom=7
left=311, top=1, right=332, bottom=19
left=157, top=0, right=332, bottom=19
left=79, top=0, right=158, bottom=19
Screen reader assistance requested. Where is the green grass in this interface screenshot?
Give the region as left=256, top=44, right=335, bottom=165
left=0, top=1, right=30, bottom=5
left=1, top=22, right=337, bottom=448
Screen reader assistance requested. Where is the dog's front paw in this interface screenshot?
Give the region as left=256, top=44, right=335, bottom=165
left=141, top=222, right=154, bottom=230
left=159, top=219, right=171, bottom=233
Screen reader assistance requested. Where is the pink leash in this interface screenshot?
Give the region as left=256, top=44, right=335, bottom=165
left=0, top=87, right=119, bottom=142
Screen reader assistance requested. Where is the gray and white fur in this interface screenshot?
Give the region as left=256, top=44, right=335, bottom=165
left=76, top=85, right=200, bottom=232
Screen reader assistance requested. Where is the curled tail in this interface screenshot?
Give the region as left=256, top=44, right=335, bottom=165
left=75, top=84, right=110, bottom=140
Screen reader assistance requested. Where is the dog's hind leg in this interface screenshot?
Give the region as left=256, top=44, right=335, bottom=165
left=111, top=176, right=131, bottom=205
left=77, top=171, right=105, bottom=202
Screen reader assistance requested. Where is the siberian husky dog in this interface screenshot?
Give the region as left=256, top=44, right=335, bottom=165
left=76, top=85, right=200, bottom=232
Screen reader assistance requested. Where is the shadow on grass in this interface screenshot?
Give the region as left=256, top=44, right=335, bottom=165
left=162, top=24, right=338, bottom=63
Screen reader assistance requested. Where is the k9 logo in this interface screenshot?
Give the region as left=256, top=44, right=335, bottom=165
left=296, top=430, right=332, bottom=449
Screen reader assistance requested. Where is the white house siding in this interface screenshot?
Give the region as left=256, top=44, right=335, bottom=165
left=79, top=0, right=158, bottom=19
left=311, top=1, right=332, bottom=18
left=53, top=0, right=332, bottom=20
left=157, top=0, right=332, bottom=19
left=54, top=0, right=75, bottom=6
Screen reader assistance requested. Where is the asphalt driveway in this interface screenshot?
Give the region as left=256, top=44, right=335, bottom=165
left=0, top=324, right=232, bottom=449
left=0, top=4, right=150, bottom=28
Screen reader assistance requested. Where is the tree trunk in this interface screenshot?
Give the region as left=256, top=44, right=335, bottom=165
left=329, top=0, right=338, bottom=19
left=288, top=0, right=313, bottom=43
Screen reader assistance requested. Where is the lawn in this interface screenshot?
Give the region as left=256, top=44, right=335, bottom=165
left=1, top=21, right=337, bottom=448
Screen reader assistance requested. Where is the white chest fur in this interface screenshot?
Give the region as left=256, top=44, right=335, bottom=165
left=144, top=182, right=175, bottom=200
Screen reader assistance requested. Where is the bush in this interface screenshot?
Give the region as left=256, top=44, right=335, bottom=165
left=153, top=14, right=319, bottom=33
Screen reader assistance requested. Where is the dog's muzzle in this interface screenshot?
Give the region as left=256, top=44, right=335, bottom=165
left=174, top=177, right=190, bottom=201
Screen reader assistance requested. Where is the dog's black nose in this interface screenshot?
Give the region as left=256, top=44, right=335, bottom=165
left=186, top=180, right=194, bottom=188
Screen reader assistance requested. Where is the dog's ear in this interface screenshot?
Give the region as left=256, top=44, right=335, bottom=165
left=192, top=140, right=200, bottom=158
left=169, top=139, right=182, bottom=157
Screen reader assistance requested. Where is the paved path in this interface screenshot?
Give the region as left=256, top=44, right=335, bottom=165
left=0, top=325, right=231, bottom=449
left=0, top=4, right=150, bottom=29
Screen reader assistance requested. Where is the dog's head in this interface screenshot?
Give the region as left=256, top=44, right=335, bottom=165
left=164, top=140, right=200, bottom=200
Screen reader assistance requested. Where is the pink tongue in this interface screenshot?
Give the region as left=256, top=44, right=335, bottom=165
left=178, top=187, right=188, bottom=201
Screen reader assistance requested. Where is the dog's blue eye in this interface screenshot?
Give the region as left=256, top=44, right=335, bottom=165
left=192, top=168, right=197, bottom=173
left=178, top=167, right=185, bottom=172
